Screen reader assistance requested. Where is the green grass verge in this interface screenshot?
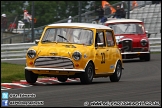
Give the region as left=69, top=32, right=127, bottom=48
left=1, top=62, right=46, bottom=83
left=1, top=62, right=25, bottom=83
left=151, top=52, right=161, bottom=54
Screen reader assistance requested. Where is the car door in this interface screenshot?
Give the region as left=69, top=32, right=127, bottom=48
left=105, top=30, right=117, bottom=73
left=94, top=31, right=108, bottom=74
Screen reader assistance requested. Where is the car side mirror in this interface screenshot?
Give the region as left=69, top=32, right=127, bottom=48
left=95, top=42, right=104, bottom=49
left=145, top=31, right=151, bottom=38
left=35, top=39, right=40, bottom=44
left=118, top=41, right=122, bottom=45
left=97, top=43, right=104, bottom=46
left=97, top=43, right=104, bottom=47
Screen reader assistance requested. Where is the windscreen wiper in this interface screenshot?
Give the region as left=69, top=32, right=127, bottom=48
left=124, top=24, right=130, bottom=33
left=57, top=35, right=70, bottom=42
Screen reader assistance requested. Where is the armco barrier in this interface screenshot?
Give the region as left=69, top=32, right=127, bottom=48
left=1, top=42, right=36, bottom=61
left=1, top=38, right=161, bottom=61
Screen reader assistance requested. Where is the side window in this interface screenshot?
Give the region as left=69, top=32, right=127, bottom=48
left=106, top=31, right=115, bottom=47
left=137, top=24, right=144, bottom=34
left=42, top=29, right=55, bottom=42
left=95, top=31, right=106, bottom=47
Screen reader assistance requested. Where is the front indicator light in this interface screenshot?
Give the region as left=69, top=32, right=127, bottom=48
left=75, top=63, right=79, bottom=67
left=29, top=61, right=33, bottom=65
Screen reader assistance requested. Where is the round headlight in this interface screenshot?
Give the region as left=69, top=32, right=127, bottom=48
left=140, top=39, right=148, bottom=46
left=115, top=36, right=125, bottom=44
left=27, top=49, right=36, bottom=58
left=72, top=51, right=82, bottom=61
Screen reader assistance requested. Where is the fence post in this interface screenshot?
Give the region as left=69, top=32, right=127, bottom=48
left=1, top=32, right=3, bottom=44
left=78, top=1, right=82, bottom=22
left=10, top=39, right=12, bottom=44
left=144, top=1, right=146, bottom=5
left=127, top=1, right=130, bottom=19
left=31, top=1, right=35, bottom=42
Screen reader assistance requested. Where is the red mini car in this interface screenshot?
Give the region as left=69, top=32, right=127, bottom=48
left=104, top=19, right=150, bottom=61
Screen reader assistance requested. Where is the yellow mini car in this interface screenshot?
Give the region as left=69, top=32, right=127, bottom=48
left=25, top=23, right=124, bottom=84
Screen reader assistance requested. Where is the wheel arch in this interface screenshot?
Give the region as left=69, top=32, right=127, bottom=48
left=84, top=60, right=95, bottom=73
left=113, top=59, right=124, bottom=73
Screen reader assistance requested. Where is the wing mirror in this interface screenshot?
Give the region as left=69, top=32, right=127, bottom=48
left=145, top=31, right=151, bottom=38
left=97, top=43, right=104, bottom=46
left=35, top=39, right=40, bottom=44
left=95, top=42, right=104, bottom=49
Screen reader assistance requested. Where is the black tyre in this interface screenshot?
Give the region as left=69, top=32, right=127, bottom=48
left=144, top=53, right=150, bottom=61
left=80, top=62, right=94, bottom=84
left=139, top=56, right=145, bottom=61
left=25, top=69, right=38, bottom=84
left=109, top=61, right=122, bottom=82
left=57, top=76, right=68, bottom=82
left=140, top=53, right=150, bottom=61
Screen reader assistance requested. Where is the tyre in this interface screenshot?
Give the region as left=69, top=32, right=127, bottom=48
left=57, top=76, right=68, bottom=82
left=80, top=62, right=94, bottom=84
left=109, top=61, right=122, bottom=82
left=140, top=53, right=150, bottom=61
left=139, top=56, right=145, bottom=61
left=144, top=53, right=150, bottom=61
left=25, top=69, right=38, bottom=84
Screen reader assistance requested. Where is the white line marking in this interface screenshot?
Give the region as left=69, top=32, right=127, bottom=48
left=1, top=83, right=32, bottom=87
left=1, top=87, right=11, bottom=90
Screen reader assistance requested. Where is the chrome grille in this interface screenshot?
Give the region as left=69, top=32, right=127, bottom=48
left=132, top=48, right=142, bottom=52
left=34, top=57, right=74, bottom=69
left=132, top=48, right=147, bottom=52
left=122, top=40, right=132, bottom=52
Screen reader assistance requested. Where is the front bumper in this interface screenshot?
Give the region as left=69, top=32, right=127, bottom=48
left=25, top=67, right=85, bottom=72
left=121, top=51, right=150, bottom=59
left=121, top=51, right=150, bottom=55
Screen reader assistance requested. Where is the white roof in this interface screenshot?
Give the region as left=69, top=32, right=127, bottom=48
left=105, top=19, right=142, bottom=23
left=48, top=23, right=112, bottom=30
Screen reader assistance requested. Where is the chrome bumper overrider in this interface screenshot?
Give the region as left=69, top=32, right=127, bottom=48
left=121, top=52, right=150, bottom=55
left=25, top=67, right=85, bottom=72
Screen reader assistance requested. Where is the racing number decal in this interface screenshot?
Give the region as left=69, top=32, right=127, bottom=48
left=101, top=53, right=105, bottom=64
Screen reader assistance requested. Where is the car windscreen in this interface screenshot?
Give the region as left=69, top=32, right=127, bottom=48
left=41, top=28, right=93, bottom=45
left=107, top=23, right=144, bottom=34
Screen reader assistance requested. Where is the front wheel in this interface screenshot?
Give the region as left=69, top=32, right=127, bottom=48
left=25, top=69, right=38, bottom=84
left=140, top=53, right=150, bottom=61
left=109, top=61, right=122, bottom=82
left=144, top=53, right=150, bottom=61
left=57, top=76, right=67, bottom=82
left=80, top=62, right=94, bottom=84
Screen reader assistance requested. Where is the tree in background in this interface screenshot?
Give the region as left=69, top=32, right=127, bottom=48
left=1, top=1, right=119, bottom=28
